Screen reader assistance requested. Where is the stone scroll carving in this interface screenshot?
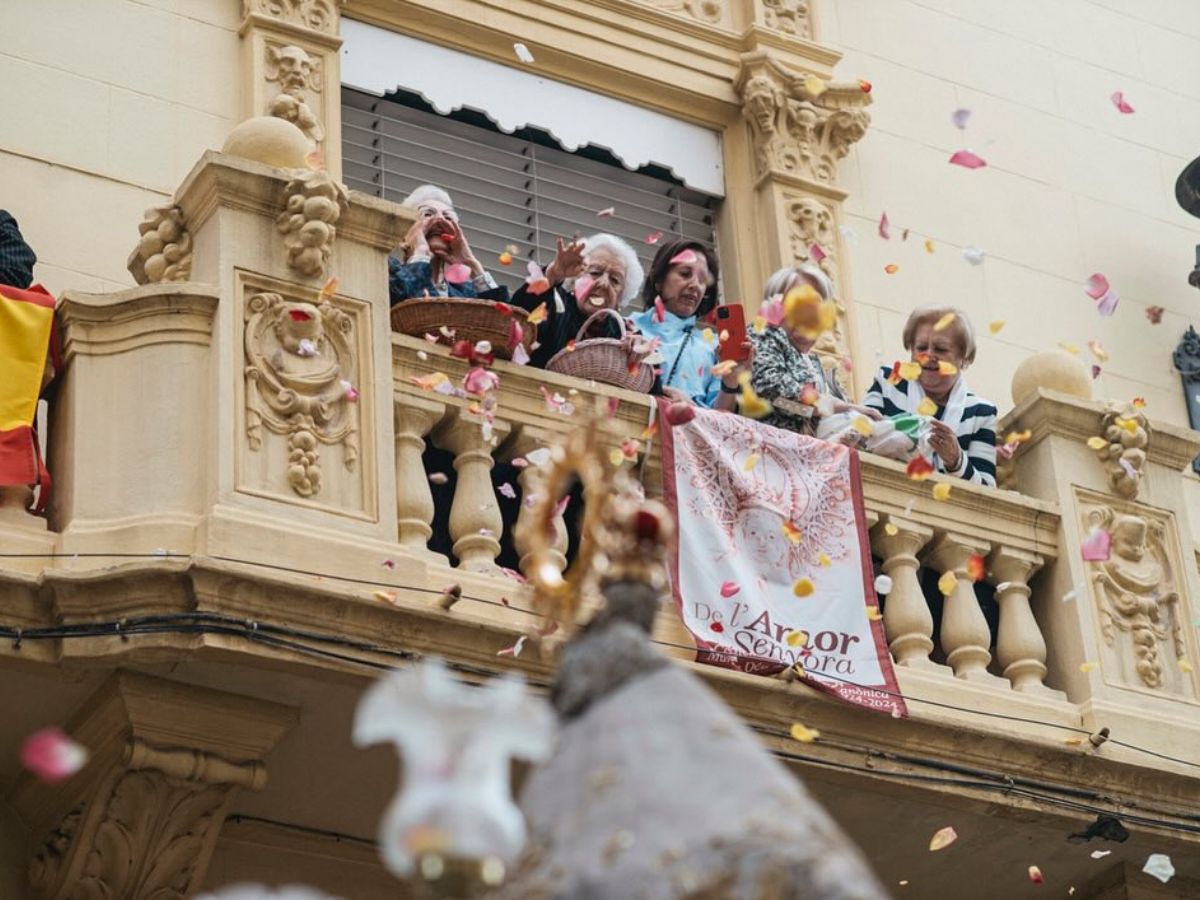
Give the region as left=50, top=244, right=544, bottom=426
left=738, top=66, right=870, bottom=185
left=1084, top=503, right=1190, bottom=693
left=265, top=43, right=324, bottom=144
left=1092, top=402, right=1150, bottom=499
left=276, top=170, right=348, bottom=279
left=127, top=205, right=193, bottom=285
left=243, top=290, right=359, bottom=498
left=762, top=0, right=812, bottom=37
left=30, top=770, right=228, bottom=900
left=638, top=0, right=724, bottom=25
left=244, top=0, right=339, bottom=33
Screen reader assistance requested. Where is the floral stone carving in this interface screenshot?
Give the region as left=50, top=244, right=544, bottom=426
left=638, top=0, right=723, bottom=25
left=1085, top=504, right=1187, bottom=691
left=243, top=290, right=359, bottom=498
left=738, top=67, right=871, bottom=185
left=276, top=170, right=347, bottom=279
left=1092, top=402, right=1150, bottom=499
left=127, top=205, right=192, bottom=284
left=266, top=43, right=324, bottom=145
left=244, top=0, right=338, bottom=33
left=762, top=0, right=812, bottom=37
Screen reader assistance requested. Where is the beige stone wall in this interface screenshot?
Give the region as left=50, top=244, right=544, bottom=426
left=824, top=0, right=1200, bottom=426
left=1, top=0, right=241, bottom=294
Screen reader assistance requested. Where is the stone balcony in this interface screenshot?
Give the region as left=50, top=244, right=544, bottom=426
left=3, top=143, right=1200, bottom=862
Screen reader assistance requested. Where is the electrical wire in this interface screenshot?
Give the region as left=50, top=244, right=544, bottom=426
left=2, top=550, right=1199, bottom=774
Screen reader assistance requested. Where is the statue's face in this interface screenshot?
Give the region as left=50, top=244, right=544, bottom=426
left=1113, top=518, right=1147, bottom=561
left=277, top=47, right=312, bottom=91
left=277, top=303, right=322, bottom=352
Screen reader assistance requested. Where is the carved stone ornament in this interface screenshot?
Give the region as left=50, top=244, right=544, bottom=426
left=737, top=64, right=871, bottom=185
left=1091, top=402, right=1150, bottom=499
left=244, top=0, right=339, bottom=33
left=1085, top=504, right=1188, bottom=692
left=275, top=170, right=347, bottom=279
left=638, top=0, right=724, bottom=25
left=1173, top=325, right=1200, bottom=474
left=265, top=42, right=324, bottom=144
left=784, top=196, right=846, bottom=356
left=243, top=290, right=359, bottom=498
left=763, top=0, right=812, bottom=37
left=30, top=769, right=228, bottom=900
left=127, top=204, right=193, bottom=285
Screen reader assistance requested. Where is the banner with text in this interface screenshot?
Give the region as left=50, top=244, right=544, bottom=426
left=660, top=403, right=906, bottom=717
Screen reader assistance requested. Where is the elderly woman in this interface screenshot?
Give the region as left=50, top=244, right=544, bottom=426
left=749, top=264, right=879, bottom=437
left=629, top=239, right=743, bottom=410
left=389, top=185, right=508, bottom=304
left=863, top=305, right=997, bottom=486
left=513, top=233, right=645, bottom=368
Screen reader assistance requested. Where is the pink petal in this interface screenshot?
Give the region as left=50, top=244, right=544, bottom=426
left=1096, top=288, right=1120, bottom=317
left=1084, top=273, right=1110, bottom=300
left=507, top=318, right=525, bottom=350
left=654, top=295, right=666, bottom=323
left=878, top=211, right=891, bottom=240
left=670, top=249, right=700, bottom=266
left=553, top=495, right=571, bottom=517
left=498, top=482, right=517, bottom=499
left=808, top=243, right=827, bottom=263
left=527, top=259, right=545, bottom=281
left=664, top=400, right=696, bottom=426
left=763, top=297, right=785, bottom=327
left=445, top=263, right=473, bottom=284
left=596, top=206, right=616, bottom=217
left=512, top=343, right=531, bottom=365
left=1091, top=364, right=1102, bottom=379
left=646, top=231, right=663, bottom=245
left=1081, top=527, right=1112, bottom=562
left=20, top=728, right=89, bottom=783
left=573, top=274, right=595, bottom=302
left=1110, top=91, right=1135, bottom=114
left=720, top=581, right=741, bottom=598
left=340, top=380, right=359, bottom=402
left=951, top=108, right=971, bottom=130
left=949, top=150, right=987, bottom=169
left=463, top=367, right=499, bottom=395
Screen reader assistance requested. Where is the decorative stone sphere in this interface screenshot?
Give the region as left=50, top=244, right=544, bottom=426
left=1011, top=349, right=1093, bottom=405
left=222, top=117, right=310, bottom=169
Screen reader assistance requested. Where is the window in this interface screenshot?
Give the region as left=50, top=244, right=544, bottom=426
left=341, top=87, right=720, bottom=305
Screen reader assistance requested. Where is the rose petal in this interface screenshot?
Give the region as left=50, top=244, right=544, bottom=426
left=874, top=574, right=893, bottom=594
left=937, top=571, right=958, bottom=597
left=929, top=826, right=958, bottom=851
left=513, top=42, right=535, bottom=63
left=720, top=581, right=741, bottom=598
left=951, top=108, right=971, bottom=129
left=1084, top=273, right=1110, bottom=300
left=884, top=263, right=899, bottom=274
left=949, top=150, right=987, bottom=169
left=1096, top=288, right=1120, bottom=317
left=1146, top=305, right=1164, bottom=324
left=808, top=243, right=827, bottom=263
left=792, top=577, right=815, bottom=598
left=20, top=727, right=89, bottom=783
left=906, top=456, right=935, bottom=481
left=670, top=249, right=700, bottom=266
left=646, top=231, right=663, bottom=245
left=1028, top=866, right=1043, bottom=884
left=444, top=263, right=473, bottom=285
left=1081, top=527, right=1112, bottom=562
left=962, top=245, right=986, bottom=265
left=878, top=211, right=891, bottom=240
left=1110, top=91, right=1135, bottom=114
left=789, top=722, right=820, bottom=742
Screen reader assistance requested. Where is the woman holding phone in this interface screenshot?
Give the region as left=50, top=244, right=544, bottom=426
left=629, top=239, right=748, bottom=410
left=749, top=264, right=880, bottom=436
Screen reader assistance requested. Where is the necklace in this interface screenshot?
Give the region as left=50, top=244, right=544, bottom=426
left=664, top=326, right=695, bottom=387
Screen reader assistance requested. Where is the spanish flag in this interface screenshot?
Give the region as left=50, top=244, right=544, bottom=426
left=0, top=283, right=55, bottom=492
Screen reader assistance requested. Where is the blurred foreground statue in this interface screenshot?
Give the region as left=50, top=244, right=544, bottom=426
left=495, top=416, right=888, bottom=900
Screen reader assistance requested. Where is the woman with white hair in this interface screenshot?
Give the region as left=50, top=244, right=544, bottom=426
left=513, top=232, right=646, bottom=369
left=388, top=184, right=508, bottom=303
left=748, top=263, right=880, bottom=436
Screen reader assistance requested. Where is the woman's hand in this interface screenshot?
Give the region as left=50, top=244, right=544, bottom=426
left=721, top=342, right=755, bottom=390
left=402, top=218, right=430, bottom=260
left=852, top=404, right=884, bottom=421
left=927, top=419, right=962, bottom=469
left=447, top=227, right=483, bottom=276
left=545, top=237, right=586, bottom=285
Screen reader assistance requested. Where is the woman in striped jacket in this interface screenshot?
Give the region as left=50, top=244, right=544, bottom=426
left=862, top=305, right=998, bottom=487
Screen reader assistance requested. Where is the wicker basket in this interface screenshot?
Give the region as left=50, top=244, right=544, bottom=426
left=389, top=297, right=534, bottom=360
left=545, top=308, right=656, bottom=392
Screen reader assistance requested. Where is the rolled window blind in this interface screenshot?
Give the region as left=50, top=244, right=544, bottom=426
left=342, top=86, right=720, bottom=306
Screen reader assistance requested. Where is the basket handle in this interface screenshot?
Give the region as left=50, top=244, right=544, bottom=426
left=575, top=307, right=627, bottom=341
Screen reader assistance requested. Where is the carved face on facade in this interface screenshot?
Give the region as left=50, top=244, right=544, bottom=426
left=789, top=198, right=833, bottom=247
left=275, top=303, right=323, bottom=353
left=272, top=45, right=314, bottom=94
left=743, top=76, right=781, bottom=135
left=1112, top=515, right=1148, bottom=563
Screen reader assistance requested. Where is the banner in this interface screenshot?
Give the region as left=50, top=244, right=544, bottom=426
left=0, top=283, right=55, bottom=495
left=660, top=403, right=906, bottom=717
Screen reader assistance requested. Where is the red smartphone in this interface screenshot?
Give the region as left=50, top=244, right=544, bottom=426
left=708, top=304, right=749, bottom=363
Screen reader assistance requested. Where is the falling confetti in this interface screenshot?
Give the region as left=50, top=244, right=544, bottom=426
left=884, top=263, right=899, bottom=274
left=527, top=302, right=548, bottom=326
left=962, top=245, right=985, bottom=266
left=966, top=554, right=986, bottom=582
left=884, top=523, right=899, bottom=537
left=924, top=238, right=935, bottom=254
left=929, top=826, right=958, bottom=851
left=341, top=380, right=360, bottom=402
left=906, top=456, right=935, bottom=481
left=1059, top=341, right=1080, bottom=355
left=710, top=621, right=725, bottom=633
left=878, top=212, right=891, bottom=240
left=802, top=75, right=827, bottom=98
left=498, top=251, right=513, bottom=266
left=792, top=578, right=815, bottom=598
left=1090, top=850, right=1111, bottom=859
left=1142, top=854, right=1174, bottom=884
left=790, top=722, right=820, bottom=742
left=932, top=482, right=952, bottom=501
left=374, top=590, right=398, bottom=604
left=851, top=416, right=875, bottom=436
left=809, top=242, right=827, bottom=263
left=738, top=383, right=773, bottom=419
left=428, top=472, right=449, bottom=485
left=785, top=630, right=807, bottom=647
left=1180, top=659, right=1194, bottom=673
left=866, top=606, right=882, bottom=621
left=1110, top=91, right=1135, bottom=114
left=513, top=43, right=535, bottom=63
left=988, top=320, right=1005, bottom=334
left=937, top=571, right=958, bottom=596
left=444, top=262, right=473, bottom=285
left=873, top=575, right=893, bottom=595
left=933, top=312, right=956, bottom=332
left=1146, top=305, right=1164, bottom=324
left=1088, top=340, right=1109, bottom=362
left=1028, top=866, right=1044, bottom=885
left=949, top=150, right=987, bottom=169
left=783, top=520, right=804, bottom=543
left=1081, top=527, right=1112, bottom=562
left=898, top=361, right=922, bottom=380
left=951, top=108, right=971, bottom=129
left=1080, top=661, right=1099, bottom=673
left=1084, top=273, right=1120, bottom=317
left=858, top=79, right=872, bottom=93
left=916, top=397, right=938, bottom=417
left=646, top=231, right=664, bottom=245
left=498, top=483, right=517, bottom=500
left=818, top=552, right=832, bottom=567
left=596, top=206, right=615, bottom=217
left=937, top=360, right=958, bottom=375
left=20, top=728, right=89, bottom=783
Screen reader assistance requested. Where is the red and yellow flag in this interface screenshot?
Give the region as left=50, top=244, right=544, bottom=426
left=0, top=283, right=55, bottom=487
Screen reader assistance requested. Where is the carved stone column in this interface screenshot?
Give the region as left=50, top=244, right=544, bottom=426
left=870, top=516, right=944, bottom=672
left=734, top=50, right=870, bottom=383
left=394, top=397, right=446, bottom=559
left=509, top=429, right=568, bottom=580
left=432, top=411, right=511, bottom=573
left=10, top=671, right=295, bottom=900
left=924, top=533, right=1005, bottom=686
left=238, top=0, right=345, bottom=179
left=990, top=547, right=1064, bottom=698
